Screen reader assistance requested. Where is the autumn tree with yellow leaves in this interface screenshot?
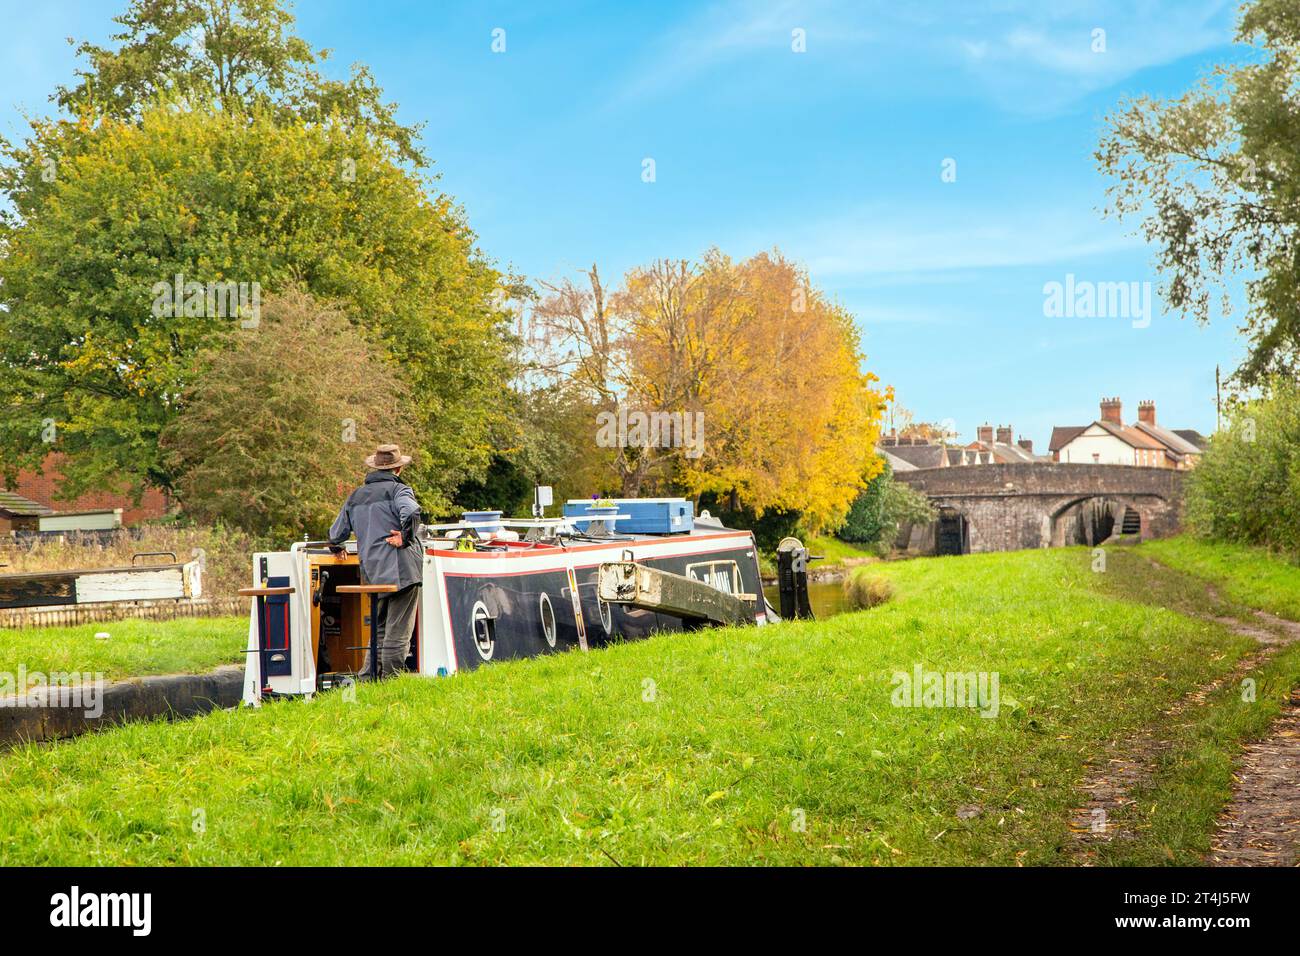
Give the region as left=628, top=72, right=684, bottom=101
left=528, top=248, right=887, bottom=532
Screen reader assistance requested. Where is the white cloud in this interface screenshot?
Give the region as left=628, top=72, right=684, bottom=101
left=609, top=0, right=1236, bottom=115
left=952, top=0, right=1235, bottom=112
left=608, top=0, right=869, bottom=105
left=773, top=201, right=1142, bottom=280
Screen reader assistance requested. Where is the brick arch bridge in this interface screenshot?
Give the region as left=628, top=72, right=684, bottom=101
left=892, top=463, right=1185, bottom=555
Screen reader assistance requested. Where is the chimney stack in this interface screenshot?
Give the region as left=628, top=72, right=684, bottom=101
left=1017, top=437, right=1033, bottom=453
left=977, top=423, right=993, bottom=444
left=996, top=425, right=1013, bottom=445
left=1100, top=397, right=1123, bottom=425
left=1138, top=400, right=1156, bottom=426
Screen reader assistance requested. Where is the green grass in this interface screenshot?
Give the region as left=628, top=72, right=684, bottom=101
left=0, top=617, right=246, bottom=682
left=759, top=534, right=878, bottom=576
left=0, top=546, right=1280, bottom=866
left=1095, top=641, right=1300, bottom=866
left=1138, top=536, right=1300, bottom=620
left=1073, top=541, right=1300, bottom=863
left=806, top=534, right=879, bottom=566
left=1090, top=542, right=1257, bottom=623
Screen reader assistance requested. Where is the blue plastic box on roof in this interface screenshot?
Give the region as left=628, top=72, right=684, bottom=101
left=563, top=498, right=694, bottom=535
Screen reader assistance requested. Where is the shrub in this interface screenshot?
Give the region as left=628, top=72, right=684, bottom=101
left=1184, top=379, right=1300, bottom=557
left=838, top=461, right=936, bottom=554
left=843, top=570, right=895, bottom=610
left=161, top=290, right=421, bottom=540
left=839, top=463, right=891, bottom=544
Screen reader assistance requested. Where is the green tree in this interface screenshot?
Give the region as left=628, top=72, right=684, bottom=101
left=837, top=460, right=935, bottom=555
left=0, top=101, right=508, bottom=512
left=838, top=463, right=893, bottom=545
left=453, top=456, right=536, bottom=517
left=695, top=493, right=802, bottom=553
left=1184, top=379, right=1300, bottom=555
left=507, top=382, right=620, bottom=508
left=55, top=0, right=425, bottom=166
left=160, top=289, right=420, bottom=539
left=1097, top=0, right=1300, bottom=387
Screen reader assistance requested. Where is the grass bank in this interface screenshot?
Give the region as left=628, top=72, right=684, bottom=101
left=806, top=534, right=879, bottom=568
left=1138, top=536, right=1300, bottom=620
left=759, top=534, right=878, bottom=578
left=1076, top=541, right=1300, bottom=864
left=0, top=543, right=1284, bottom=866
left=1096, top=639, right=1300, bottom=865
left=0, top=617, right=246, bottom=683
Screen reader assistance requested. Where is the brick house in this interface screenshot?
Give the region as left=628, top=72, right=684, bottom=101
left=877, top=433, right=949, bottom=469
left=1051, top=399, right=1204, bottom=468
left=880, top=424, right=1048, bottom=469
left=1, top=453, right=171, bottom=526
left=960, top=424, right=1047, bottom=464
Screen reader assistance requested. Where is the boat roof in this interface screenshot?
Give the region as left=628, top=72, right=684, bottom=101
left=418, top=512, right=746, bottom=556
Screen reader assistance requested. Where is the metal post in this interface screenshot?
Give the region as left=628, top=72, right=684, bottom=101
left=257, top=595, right=270, bottom=696
left=776, top=543, right=815, bottom=621
left=369, top=593, right=380, bottom=681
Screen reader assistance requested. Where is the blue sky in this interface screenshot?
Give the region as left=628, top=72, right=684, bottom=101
left=0, top=0, right=1253, bottom=447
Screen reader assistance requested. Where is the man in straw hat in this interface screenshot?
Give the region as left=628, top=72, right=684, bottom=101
left=328, top=443, right=423, bottom=678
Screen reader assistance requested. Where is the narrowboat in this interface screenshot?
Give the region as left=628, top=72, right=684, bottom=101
left=239, top=498, right=770, bottom=704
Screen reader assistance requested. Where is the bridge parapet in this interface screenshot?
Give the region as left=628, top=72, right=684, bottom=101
left=892, top=463, right=1186, bottom=554
left=894, top=462, right=1185, bottom=499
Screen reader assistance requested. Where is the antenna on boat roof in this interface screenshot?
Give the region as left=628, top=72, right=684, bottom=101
left=532, top=484, right=553, bottom=519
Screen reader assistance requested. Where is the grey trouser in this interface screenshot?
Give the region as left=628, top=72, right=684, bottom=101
left=365, top=584, right=420, bottom=678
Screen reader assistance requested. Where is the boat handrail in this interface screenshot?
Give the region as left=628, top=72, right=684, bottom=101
left=421, top=515, right=630, bottom=533
left=287, top=516, right=636, bottom=552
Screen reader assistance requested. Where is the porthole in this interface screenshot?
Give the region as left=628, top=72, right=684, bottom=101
left=539, top=592, right=557, bottom=648
left=471, top=600, right=495, bottom=661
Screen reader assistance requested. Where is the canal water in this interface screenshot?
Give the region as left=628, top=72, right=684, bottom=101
left=762, top=578, right=851, bottom=619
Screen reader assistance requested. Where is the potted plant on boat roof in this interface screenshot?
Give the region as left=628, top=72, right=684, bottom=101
left=578, top=497, right=618, bottom=532
left=460, top=509, right=504, bottom=534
